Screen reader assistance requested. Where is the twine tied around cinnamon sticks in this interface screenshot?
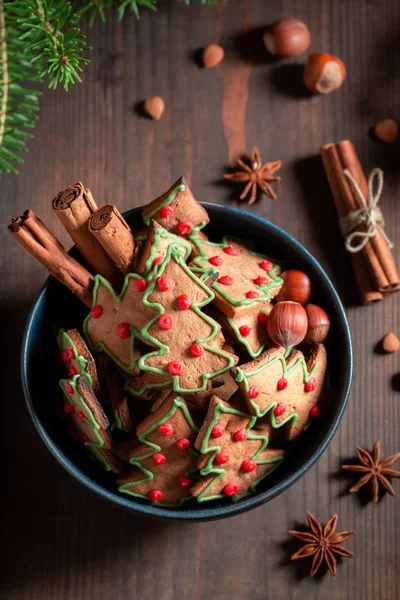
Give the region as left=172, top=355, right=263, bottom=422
left=339, top=168, right=394, bottom=253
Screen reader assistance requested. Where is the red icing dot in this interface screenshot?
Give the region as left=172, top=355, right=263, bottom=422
left=157, top=275, right=171, bottom=291
left=82, top=433, right=89, bottom=445
left=153, top=256, right=163, bottom=266
left=177, top=221, right=193, bottom=235
left=209, top=255, right=223, bottom=267
left=223, top=245, right=238, bottom=256
left=68, top=366, right=78, bottom=377
left=168, top=360, right=184, bottom=376
left=65, top=382, right=74, bottom=395
left=260, top=260, right=273, bottom=272
left=218, top=276, right=233, bottom=286
left=148, top=489, right=163, bottom=501
left=215, top=451, right=229, bottom=465
left=224, top=483, right=240, bottom=497
left=305, top=377, right=317, bottom=392
left=257, top=312, right=267, bottom=324
left=116, top=322, right=130, bottom=339
left=68, top=346, right=75, bottom=361
left=76, top=411, right=85, bottom=423
left=309, top=405, right=321, bottom=418
left=61, top=350, right=70, bottom=363
left=190, top=343, right=204, bottom=357
left=68, top=428, right=80, bottom=440
left=177, top=476, right=192, bottom=488
left=177, top=438, right=191, bottom=450
left=63, top=402, right=75, bottom=414
left=160, top=206, right=174, bottom=220
left=248, top=386, right=260, bottom=399
left=90, top=305, right=103, bottom=318
left=277, top=378, right=288, bottom=391
left=153, top=453, right=167, bottom=465
left=239, top=325, right=251, bottom=337
left=255, top=275, right=269, bottom=285
left=159, top=314, right=174, bottom=330
left=246, top=291, right=259, bottom=299
left=234, top=428, right=247, bottom=441
left=274, top=402, right=287, bottom=416
left=211, top=425, right=225, bottom=438
left=158, top=423, right=174, bottom=436
left=177, top=294, right=192, bottom=310
left=134, top=278, right=147, bottom=292
left=242, top=458, right=257, bottom=472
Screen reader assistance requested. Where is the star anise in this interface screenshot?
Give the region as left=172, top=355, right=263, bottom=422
left=342, top=440, right=400, bottom=503
left=224, top=146, right=281, bottom=205
left=289, top=512, right=355, bottom=577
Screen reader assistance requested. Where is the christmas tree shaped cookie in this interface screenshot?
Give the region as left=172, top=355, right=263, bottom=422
left=58, top=328, right=100, bottom=396
left=60, top=374, right=124, bottom=473
left=83, top=274, right=156, bottom=373
left=191, top=397, right=284, bottom=502
left=190, top=237, right=283, bottom=317
left=138, top=245, right=238, bottom=393
left=233, top=344, right=327, bottom=440
left=136, top=220, right=192, bottom=278
left=117, top=395, right=199, bottom=506
left=221, top=303, right=273, bottom=358
left=142, top=176, right=210, bottom=235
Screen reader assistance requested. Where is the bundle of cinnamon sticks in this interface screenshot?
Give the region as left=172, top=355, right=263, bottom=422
left=8, top=182, right=138, bottom=307
left=321, top=140, right=399, bottom=304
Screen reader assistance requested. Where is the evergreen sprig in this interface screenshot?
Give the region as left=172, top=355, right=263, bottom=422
left=0, top=0, right=219, bottom=174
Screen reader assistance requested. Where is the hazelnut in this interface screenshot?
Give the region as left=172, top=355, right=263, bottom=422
left=143, top=96, right=165, bottom=120
left=303, top=53, right=346, bottom=94
left=374, top=119, right=398, bottom=144
left=202, top=44, right=224, bottom=69
left=267, top=301, right=308, bottom=348
left=263, top=18, right=310, bottom=57
left=382, top=332, right=400, bottom=353
left=304, top=304, right=330, bottom=344
left=277, top=270, right=311, bottom=305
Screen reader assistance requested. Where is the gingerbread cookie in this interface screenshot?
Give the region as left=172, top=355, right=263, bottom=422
left=83, top=274, right=156, bottom=373
left=191, top=396, right=284, bottom=502
left=98, top=355, right=132, bottom=432
left=136, top=220, right=192, bottom=278
left=58, top=328, right=100, bottom=396
left=190, top=237, right=283, bottom=317
left=142, top=177, right=210, bottom=236
left=221, top=303, right=273, bottom=358
left=232, top=344, right=327, bottom=440
left=117, top=395, right=199, bottom=506
left=138, top=245, right=238, bottom=393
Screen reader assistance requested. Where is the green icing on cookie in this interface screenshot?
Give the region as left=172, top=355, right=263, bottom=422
left=143, top=183, right=186, bottom=226
left=196, top=401, right=284, bottom=503
left=234, top=351, right=318, bottom=425
left=142, top=227, right=192, bottom=278
left=118, top=397, right=199, bottom=507
left=57, top=328, right=93, bottom=387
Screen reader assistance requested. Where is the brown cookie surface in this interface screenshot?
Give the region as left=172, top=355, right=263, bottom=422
left=59, top=328, right=100, bottom=396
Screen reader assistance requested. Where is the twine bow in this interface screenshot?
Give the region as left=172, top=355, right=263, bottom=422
left=338, top=168, right=394, bottom=253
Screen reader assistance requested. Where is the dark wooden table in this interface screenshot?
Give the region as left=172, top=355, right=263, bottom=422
left=1, top=1, right=400, bottom=598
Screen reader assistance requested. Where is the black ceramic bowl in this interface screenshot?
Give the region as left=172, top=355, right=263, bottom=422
left=21, top=204, right=352, bottom=521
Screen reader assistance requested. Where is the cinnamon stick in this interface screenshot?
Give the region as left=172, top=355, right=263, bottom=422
left=8, top=209, right=94, bottom=307
left=321, top=144, right=383, bottom=304
left=52, top=182, right=121, bottom=286
left=88, top=205, right=136, bottom=275
left=337, top=141, right=399, bottom=291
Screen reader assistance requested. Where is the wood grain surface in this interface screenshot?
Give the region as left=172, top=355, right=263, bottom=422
left=1, top=1, right=400, bottom=598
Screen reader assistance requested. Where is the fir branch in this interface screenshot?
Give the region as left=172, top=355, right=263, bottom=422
left=15, top=0, right=90, bottom=90
left=0, top=1, right=41, bottom=174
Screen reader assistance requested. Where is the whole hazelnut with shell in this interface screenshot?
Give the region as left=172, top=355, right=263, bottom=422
left=303, top=53, right=346, bottom=94
left=267, top=301, right=308, bottom=348
left=277, top=270, right=311, bottom=305
left=263, top=18, right=311, bottom=58
left=304, top=304, right=330, bottom=344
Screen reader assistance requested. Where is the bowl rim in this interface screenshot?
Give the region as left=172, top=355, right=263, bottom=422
left=21, top=202, right=353, bottom=521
